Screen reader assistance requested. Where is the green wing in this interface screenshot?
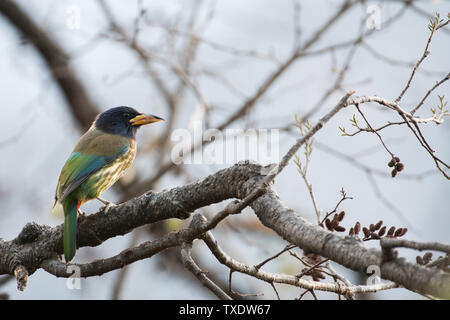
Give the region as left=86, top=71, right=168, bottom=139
left=56, top=132, right=130, bottom=202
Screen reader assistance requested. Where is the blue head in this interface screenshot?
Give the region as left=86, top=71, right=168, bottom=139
left=94, top=106, right=164, bottom=139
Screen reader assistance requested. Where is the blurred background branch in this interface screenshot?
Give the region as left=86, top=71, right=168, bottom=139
left=0, top=0, right=99, bottom=131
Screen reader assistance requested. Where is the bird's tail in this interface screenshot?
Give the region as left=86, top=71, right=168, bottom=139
left=63, top=199, right=78, bottom=263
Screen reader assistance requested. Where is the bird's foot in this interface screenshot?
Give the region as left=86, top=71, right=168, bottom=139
left=78, top=210, right=86, bottom=218
left=97, top=197, right=116, bottom=213
left=96, top=197, right=115, bottom=206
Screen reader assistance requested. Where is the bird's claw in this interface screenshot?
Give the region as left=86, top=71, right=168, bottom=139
left=97, top=197, right=114, bottom=205
left=101, top=203, right=116, bottom=213
left=97, top=197, right=116, bottom=213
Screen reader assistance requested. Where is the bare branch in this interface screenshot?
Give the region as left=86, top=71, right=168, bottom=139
left=395, top=13, right=449, bottom=104
left=181, top=242, right=232, bottom=300
left=202, top=231, right=399, bottom=297
left=381, top=238, right=450, bottom=254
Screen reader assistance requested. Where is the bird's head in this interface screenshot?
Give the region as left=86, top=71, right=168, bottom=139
left=94, top=106, right=164, bottom=138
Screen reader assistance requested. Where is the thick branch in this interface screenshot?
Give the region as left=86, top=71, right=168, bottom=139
left=0, top=161, right=449, bottom=298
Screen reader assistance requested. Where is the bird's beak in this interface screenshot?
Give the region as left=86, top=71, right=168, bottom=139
left=129, top=114, right=164, bottom=126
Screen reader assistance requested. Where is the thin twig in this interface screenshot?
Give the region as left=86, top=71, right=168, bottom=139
left=395, top=14, right=449, bottom=104
left=355, top=104, right=395, bottom=158
left=381, top=238, right=450, bottom=254
left=255, top=244, right=296, bottom=270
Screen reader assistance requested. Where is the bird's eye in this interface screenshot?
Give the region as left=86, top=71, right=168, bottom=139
left=123, top=113, right=130, bottom=118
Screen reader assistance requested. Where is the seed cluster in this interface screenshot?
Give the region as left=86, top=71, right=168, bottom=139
left=349, top=220, right=408, bottom=241
left=323, top=211, right=346, bottom=232
left=388, top=156, right=404, bottom=178
left=416, top=252, right=433, bottom=265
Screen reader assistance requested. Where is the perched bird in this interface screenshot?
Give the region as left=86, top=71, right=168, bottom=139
left=53, top=106, right=163, bottom=262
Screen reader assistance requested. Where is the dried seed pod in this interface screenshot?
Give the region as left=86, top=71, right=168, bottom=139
left=387, top=226, right=396, bottom=236
left=362, top=227, right=371, bottom=238
left=388, top=159, right=396, bottom=167
left=334, top=225, right=346, bottom=232
left=370, top=233, right=381, bottom=240
left=378, top=226, right=386, bottom=237
left=374, top=220, right=383, bottom=230
left=423, top=252, right=433, bottom=260
left=394, top=228, right=407, bottom=237
left=391, top=169, right=397, bottom=178
left=354, top=222, right=361, bottom=234
left=312, top=273, right=325, bottom=281
left=369, top=224, right=375, bottom=232
left=309, top=254, right=322, bottom=264
left=394, top=156, right=400, bottom=163
left=332, top=214, right=339, bottom=223
left=416, top=256, right=424, bottom=265
left=338, top=211, right=345, bottom=221
left=349, top=227, right=354, bottom=236
left=423, top=252, right=433, bottom=264
left=395, top=163, right=404, bottom=172
left=332, top=220, right=340, bottom=228
left=325, top=218, right=333, bottom=231
left=399, top=228, right=408, bottom=237
left=312, top=270, right=326, bottom=281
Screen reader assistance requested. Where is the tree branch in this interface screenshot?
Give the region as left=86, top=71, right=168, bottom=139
left=180, top=241, right=232, bottom=300
left=0, top=90, right=448, bottom=298
left=1, top=160, right=449, bottom=298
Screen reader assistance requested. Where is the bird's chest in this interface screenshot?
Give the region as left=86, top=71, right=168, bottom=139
left=87, top=147, right=136, bottom=196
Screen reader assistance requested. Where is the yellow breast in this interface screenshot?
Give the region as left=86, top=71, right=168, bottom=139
left=85, top=147, right=136, bottom=198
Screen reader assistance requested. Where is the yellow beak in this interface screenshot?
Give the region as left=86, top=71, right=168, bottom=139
left=129, top=114, right=164, bottom=126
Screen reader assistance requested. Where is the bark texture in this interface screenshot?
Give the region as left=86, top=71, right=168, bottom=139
left=0, top=161, right=449, bottom=298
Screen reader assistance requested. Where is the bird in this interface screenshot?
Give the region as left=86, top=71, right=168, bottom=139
left=53, top=106, right=164, bottom=263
